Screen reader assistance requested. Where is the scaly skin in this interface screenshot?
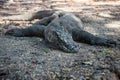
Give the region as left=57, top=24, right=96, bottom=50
left=5, top=10, right=117, bottom=53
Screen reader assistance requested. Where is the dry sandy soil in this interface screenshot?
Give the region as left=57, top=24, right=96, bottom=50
left=0, top=0, right=120, bottom=80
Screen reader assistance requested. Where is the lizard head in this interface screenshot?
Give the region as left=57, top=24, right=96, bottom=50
left=45, top=26, right=79, bottom=53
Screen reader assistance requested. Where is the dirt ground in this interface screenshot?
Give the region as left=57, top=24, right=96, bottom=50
left=0, top=0, right=120, bottom=80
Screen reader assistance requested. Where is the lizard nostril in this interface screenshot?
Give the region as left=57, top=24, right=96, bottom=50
left=72, top=45, right=79, bottom=53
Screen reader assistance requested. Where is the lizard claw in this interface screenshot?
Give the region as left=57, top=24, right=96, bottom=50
left=5, top=28, right=24, bottom=37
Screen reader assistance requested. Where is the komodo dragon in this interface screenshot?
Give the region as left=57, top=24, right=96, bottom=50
left=5, top=10, right=117, bottom=53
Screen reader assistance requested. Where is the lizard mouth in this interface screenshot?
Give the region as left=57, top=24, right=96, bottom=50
left=60, top=42, right=78, bottom=53
left=58, top=38, right=79, bottom=53
left=56, top=30, right=79, bottom=53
